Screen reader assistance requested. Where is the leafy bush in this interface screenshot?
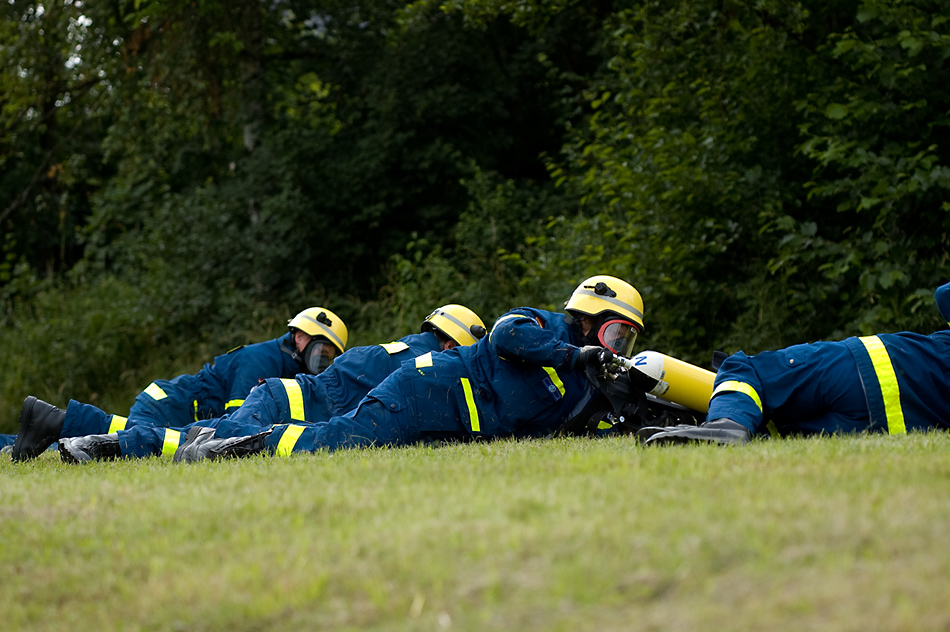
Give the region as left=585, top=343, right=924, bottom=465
left=0, top=272, right=317, bottom=432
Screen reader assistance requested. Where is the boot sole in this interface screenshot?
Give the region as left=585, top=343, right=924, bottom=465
left=645, top=429, right=750, bottom=446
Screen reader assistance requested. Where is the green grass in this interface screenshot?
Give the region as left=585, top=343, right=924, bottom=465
left=3, top=433, right=950, bottom=631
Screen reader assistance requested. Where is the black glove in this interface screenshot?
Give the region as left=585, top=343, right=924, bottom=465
left=574, top=346, right=613, bottom=371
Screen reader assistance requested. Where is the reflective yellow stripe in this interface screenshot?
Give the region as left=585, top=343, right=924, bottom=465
left=276, top=424, right=306, bottom=457
left=162, top=429, right=181, bottom=457
left=712, top=380, right=763, bottom=412
left=415, top=352, right=433, bottom=369
left=859, top=335, right=906, bottom=435
left=380, top=342, right=409, bottom=354
left=281, top=378, right=305, bottom=421
left=225, top=399, right=244, bottom=410
left=107, top=415, right=128, bottom=433
left=597, top=420, right=613, bottom=430
left=542, top=366, right=565, bottom=396
left=460, top=378, right=480, bottom=432
left=144, top=383, right=167, bottom=401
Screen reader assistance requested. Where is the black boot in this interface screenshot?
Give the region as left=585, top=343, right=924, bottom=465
left=174, top=426, right=270, bottom=463
left=59, top=433, right=122, bottom=463
left=635, top=424, right=695, bottom=443
left=172, top=427, right=215, bottom=462
left=12, top=396, right=66, bottom=461
left=640, top=419, right=752, bottom=446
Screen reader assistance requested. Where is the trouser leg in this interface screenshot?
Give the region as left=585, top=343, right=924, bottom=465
left=205, top=380, right=288, bottom=438
left=61, top=400, right=116, bottom=437
left=709, top=342, right=869, bottom=436
left=264, top=397, right=419, bottom=455
left=117, top=423, right=198, bottom=458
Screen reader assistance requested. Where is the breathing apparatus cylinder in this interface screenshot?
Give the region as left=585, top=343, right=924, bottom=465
left=624, top=350, right=715, bottom=413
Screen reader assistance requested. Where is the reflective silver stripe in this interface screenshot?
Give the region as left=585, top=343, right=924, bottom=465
left=572, top=288, right=643, bottom=321
left=429, top=308, right=469, bottom=336
left=298, top=313, right=345, bottom=352
left=859, top=335, right=906, bottom=435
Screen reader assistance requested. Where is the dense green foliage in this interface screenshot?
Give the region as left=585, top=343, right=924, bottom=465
left=3, top=0, right=950, bottom=429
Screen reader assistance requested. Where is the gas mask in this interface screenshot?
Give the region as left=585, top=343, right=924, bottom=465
left=578, top=316, right=639, bottom=357
left=295, top=339, right=337, bottom=375
left=597, top=319, right=638, bottom=357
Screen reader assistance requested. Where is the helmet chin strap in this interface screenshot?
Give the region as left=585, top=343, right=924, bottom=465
left=289, top=346, right=306, bottom=370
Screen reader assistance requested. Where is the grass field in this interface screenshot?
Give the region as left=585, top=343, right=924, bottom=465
left=3, top=433, right=950, bottom=631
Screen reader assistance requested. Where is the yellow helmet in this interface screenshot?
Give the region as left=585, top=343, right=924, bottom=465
left=287, top=307, right=348, bottom=355
left=422, top=304, right=487, bottom=346
left=565, top=275, right=644, bottom=331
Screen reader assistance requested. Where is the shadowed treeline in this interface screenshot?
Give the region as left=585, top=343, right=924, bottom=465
left=2, top=0, right=949, bottom=429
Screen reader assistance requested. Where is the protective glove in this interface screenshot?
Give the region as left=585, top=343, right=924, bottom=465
left=574, top=346, right=614, bottom=372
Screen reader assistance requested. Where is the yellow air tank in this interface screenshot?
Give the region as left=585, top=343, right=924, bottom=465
left=619, top=350, right=715, bottom=413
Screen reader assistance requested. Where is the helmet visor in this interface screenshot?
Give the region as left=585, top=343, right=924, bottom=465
left=302, top=340, right=339, bottom=375
left=597, top=320, right=638, bottom=357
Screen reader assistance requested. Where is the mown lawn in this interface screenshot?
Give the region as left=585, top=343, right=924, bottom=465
left=3, top=433, right=950, bottom=631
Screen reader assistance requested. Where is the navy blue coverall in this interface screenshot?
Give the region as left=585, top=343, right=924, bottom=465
left=113, top=332, right=444, bottom=457
left=58, top=333, right=302, bottom=440
left=708, top=282, right=950, bottom=437
left=249, top=308, right=596, bottom=456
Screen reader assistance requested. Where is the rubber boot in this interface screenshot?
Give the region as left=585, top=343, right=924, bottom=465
left=12, top=396, right=66, bottom=461
left=634, top=424, right=696, bottom=443
left=641, top=419, right=751, bottom=446
left=174, top=426, right=271, bottom=463
left=59, top=433, right=122, bottom=463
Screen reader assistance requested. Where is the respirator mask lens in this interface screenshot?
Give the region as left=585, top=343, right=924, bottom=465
left=302, top=341, right=336, bottom=375
left=598, top=320, right=638, bottom=357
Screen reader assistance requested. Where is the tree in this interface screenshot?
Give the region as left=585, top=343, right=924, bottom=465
left=0, top=0, right=125, bottom=286
left=790, top=0, right=950, bottom=334
left=471, top=0, right=950, bottom=359
left=523, top=1, right=823, bottom=358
